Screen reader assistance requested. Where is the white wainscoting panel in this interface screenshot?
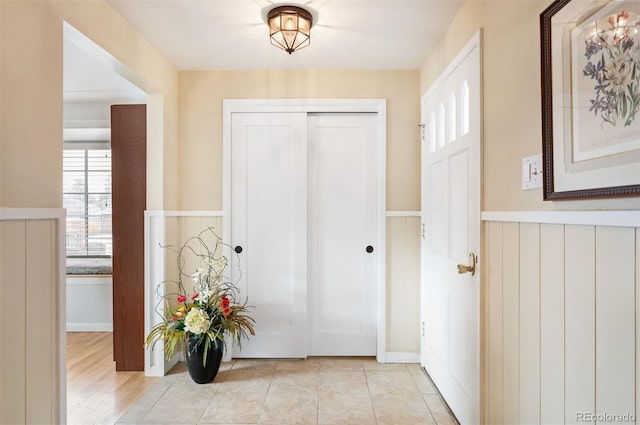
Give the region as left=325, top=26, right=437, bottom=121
left=386, top=215, right=421, bottom=359
left=483, top=220, right=639, bottom=425
left=501, top=222, right=520, bottom=424
left=595, top=227, right=635, bottom=420
left=565, top=225, right=596, bottom=425
left=539, top=224, right=564, bottom=425
left=636, top=229, right=640, bottom=420
left=145, top=211, right=226, bottom=375
left=66, top=276, right=113, bottom=331
left=0, top=209, right=65, bottom=425
left=486, top=221, right=503, bottom=425
left=519, top=223, right=540, bottom=424
left=146, top=211, right=419, bottom=370
left=2, top=220, right=28, bottom=425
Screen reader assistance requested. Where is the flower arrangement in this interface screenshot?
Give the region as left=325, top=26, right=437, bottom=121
left=583, top=11, right=640, bottom=127
left=145, top=228, right=255, bottom=365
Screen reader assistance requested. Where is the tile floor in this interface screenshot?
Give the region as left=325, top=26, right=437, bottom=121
left=116, top=358, right=458, bottom=425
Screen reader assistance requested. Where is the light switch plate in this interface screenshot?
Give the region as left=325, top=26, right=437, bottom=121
left=522, top=154, right=543, bottom=190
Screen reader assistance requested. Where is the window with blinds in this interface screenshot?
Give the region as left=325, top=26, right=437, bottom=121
left=63, top=149, right=112, bottom=257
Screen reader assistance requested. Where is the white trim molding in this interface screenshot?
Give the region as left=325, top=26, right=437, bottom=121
left=385, top=352, right=421, bottom=364
left=223, top=98, right=387, bottom=114
left=0, top=207, right=65, bottom=221
left=145, top=210, right=223, bottom=217
left=482, top=210, right=640, bottom=228
left=144, top=211, right=176, bottom=376
left=386, top=211, right=421, bottom=217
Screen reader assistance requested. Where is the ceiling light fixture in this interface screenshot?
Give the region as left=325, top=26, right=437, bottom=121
left=266, top=5, right=314, bottom=54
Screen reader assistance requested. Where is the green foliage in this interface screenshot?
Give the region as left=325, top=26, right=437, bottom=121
left=145, top=228, right=255, bottom=363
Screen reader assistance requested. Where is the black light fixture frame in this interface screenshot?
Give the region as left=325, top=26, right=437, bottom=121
left=267, top=5, right=314, bottom=54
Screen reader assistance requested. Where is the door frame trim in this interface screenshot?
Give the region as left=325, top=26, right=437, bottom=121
left=222, top=99, right=388, bottom=361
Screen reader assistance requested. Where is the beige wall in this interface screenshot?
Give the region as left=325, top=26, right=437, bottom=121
left=0, top=1, right=179, bottom=422
left=0, top=0, right=180, bottom=210
left=57, top=1, right=181, bottom=211
left=178, top=70, right=421, bottom=211
left=420, top=0, right=640, bottom=211
left=178, top=71, right=422, bottom=353
left=1, top=1, right=63, bottom=208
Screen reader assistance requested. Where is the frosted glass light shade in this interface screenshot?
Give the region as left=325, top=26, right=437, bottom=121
left=267, top=6, right=313, bottom=54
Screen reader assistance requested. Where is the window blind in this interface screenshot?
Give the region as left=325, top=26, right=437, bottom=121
left=63, top=149, right=112, bottom=257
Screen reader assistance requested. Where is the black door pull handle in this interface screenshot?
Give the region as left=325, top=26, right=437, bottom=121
left=234, top=245, right=243, bottom=254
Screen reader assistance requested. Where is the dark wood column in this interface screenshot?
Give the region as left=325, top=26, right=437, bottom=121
left=111, top=104, right=146, bottom=371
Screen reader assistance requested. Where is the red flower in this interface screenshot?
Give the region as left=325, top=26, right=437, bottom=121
left=192, top=293, right=199, bottom=300
left=221, top=295, right=231, bottom=316
left=177, top=294, right=187, bottom=303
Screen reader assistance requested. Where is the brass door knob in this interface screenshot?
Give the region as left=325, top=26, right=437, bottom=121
left=457, top=253, right=477, bottom=276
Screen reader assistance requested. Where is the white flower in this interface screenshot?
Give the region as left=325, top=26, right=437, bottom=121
left=603, top=58, right=631, bottom=97
left=198, top=286, right=214, bottom=303
left=184, top=307, right=210, bottom=335
left=192, top=267, right=206, bottom=285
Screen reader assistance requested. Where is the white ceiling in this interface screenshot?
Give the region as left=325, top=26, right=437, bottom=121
left=64, top=38, right=146, bottom=102
left=106, top=0, right=466, bottom=71
left=64, top=1, right=464, bottom=100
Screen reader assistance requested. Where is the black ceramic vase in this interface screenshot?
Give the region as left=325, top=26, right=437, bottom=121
left=185, top=336, right=223, bottom=384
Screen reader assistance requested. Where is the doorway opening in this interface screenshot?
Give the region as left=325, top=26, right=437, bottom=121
left=63, top=22, right=151, bottom=423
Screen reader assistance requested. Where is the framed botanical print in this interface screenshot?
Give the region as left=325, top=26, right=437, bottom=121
left=541, top=0, right=640, bottom=200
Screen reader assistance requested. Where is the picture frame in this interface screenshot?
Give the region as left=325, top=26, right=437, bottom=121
left=540, top=0, right=640, bottom=200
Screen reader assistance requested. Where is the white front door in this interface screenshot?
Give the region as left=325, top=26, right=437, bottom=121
left=421, top=32, right=482, bottom=424
left=307, top=113, right=378, bottom=356
left=230, top=112, right=308, bottom=358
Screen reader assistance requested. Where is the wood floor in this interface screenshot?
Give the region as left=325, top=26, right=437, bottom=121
left=66, top=332, right=159, bottom=425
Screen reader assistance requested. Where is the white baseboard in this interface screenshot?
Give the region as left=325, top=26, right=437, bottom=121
left=385, top=352, right=420, bottom=363
left=66, top=322, right=113, bottom=332
left=165, top=356, right=179, bottom=375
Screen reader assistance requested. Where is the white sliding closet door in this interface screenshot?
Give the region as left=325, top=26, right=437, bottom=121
left=231, top=112, right=308, bottom=358
left=308, top=113, right=378, bottom=356
left=229, top=109, right=379, bottom=358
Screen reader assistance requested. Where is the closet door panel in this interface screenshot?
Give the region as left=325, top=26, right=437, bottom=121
left=231, top=112, right=307, bottom=358
left=308, top=113, right=378, bottom=355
